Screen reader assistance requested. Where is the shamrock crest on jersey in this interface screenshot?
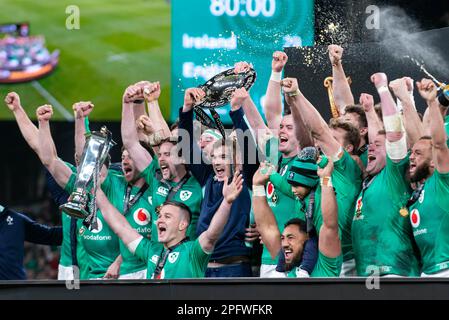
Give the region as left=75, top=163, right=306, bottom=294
left=168, top=252, right=179, bottom=263
left=180, top=190, right=192, bottom=201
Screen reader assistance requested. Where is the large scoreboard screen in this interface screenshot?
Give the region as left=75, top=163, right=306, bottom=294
left=171, top=0, right=315, bottom=124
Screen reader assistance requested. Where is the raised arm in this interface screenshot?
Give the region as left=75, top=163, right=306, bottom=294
left=178, top=88, right=213, bottom=186
left=371, top=73, right=407, bottom=162
left=360, top=93, right=383, bottom=144
left=199, top=171, right=243, bottom=253
left=283, top=77, right=340, bottom=157
left=264, top=51, right=288, bottom=132
left=122, top=84, right=153, bottom=172
left=233, top=62, right=270, bottom=134
left=73, top=101, right=94, bottom=160
left=417, top=79, right=449, bottom=173
left=281, top=78, right=314, bottom=149
left=317, top=161, right=341, bottom=258
left=389, top=77, right=423, bottom=147
left=229, top=88, right=260, bottom=185
left=328, top=45, right=354, bottom=114
left=96, top=188, right=141, bottom=246
left=251, top=164, right=282, bottom=259
left=143, top=81, right=171, bottom=140
left=37, top=105, right=72, bottom=188
left=5, top=92, right=40, bottom=155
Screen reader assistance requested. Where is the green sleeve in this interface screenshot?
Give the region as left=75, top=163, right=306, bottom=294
left=385, top=155, right=412, bottom=204
left=64, top=173, right=77, bottom=193
left=435, top=170, right=449, bottom=210
left=190, top=239, right=211, bottom=276
left=140, top=157, right=159, bottom=185
left=269, top=172, right=295, bottom=199
left=134, top=237, right=155, bottom=263
left=311, top=251, right=342, bottom=277
left=64, top=161, right=77, bottom=173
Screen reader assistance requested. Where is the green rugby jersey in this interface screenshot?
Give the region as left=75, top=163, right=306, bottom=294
left=58, top=162, right=77, bottom=268
left=332, top=151, right=362, bottom=261
left=352, top=156, right=419, bottom=276
left=287, top=251, right=342, bottom=277
left=101, top=171, right=152, bottom=276
left=65, top=172, right=120, bottom=279
left=134, top=237, right=210, bottom=278
left=409, top=170, right=449, bottom=274
left=141, top=159, right=202, bottom=242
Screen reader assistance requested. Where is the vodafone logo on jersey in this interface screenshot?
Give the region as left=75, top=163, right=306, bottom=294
left=410, top=209, right=420, bottom=228
left=91, top=219, right=103, bottom=234
left=267, top=182, right=275, bottom=199
left=133, top=208, right=151, bottom=226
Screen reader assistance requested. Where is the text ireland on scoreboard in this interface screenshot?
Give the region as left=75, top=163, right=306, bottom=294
left=171, top=0, right=315, bottom=124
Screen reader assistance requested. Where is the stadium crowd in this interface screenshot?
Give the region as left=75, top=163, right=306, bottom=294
left=2, top=45, right=449, bottom=280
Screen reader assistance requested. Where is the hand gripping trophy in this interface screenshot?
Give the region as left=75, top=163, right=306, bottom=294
left=60, top=126, right=115, bottom=226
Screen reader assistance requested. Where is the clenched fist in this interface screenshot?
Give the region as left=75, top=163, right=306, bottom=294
left=359, top=93, right=374, bottom=113
left=234, top=61, right=252, bottom=74
left=416, top=78, right=437, bottom=102
left=371, top=73, right=389, bottom=90
left=272, top=51, right=288, bottom=72
left=143, top=82, right=161, bottom=102
left=230, top=88, right=249, bottom=109
left=389, top=78, right=410, bottom=102
left=136, top=115, right=154, bottom=135
left=36, top=104, right=53, bottom=122
left=328, top=45, right=343, bottom=67
left=123, top=84, right=143, bottom=104
left=183, top=88, right=205, bottom=109
left=280, top=77, right=299, bottom=94
left=72, top=101, right=94, bottom=119
left=5, top=92, right=21, bottom=112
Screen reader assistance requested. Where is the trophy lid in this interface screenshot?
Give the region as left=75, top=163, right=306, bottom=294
left=196, top=67, right=257, bottom=109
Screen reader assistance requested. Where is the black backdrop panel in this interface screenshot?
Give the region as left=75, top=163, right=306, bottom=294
left=285, top=27, right=449, bottom=121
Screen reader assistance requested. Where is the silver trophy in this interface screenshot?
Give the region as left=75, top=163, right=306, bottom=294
left=196, top=67, right=257, bottom=109
left=60, top=126, right=115, bottom=219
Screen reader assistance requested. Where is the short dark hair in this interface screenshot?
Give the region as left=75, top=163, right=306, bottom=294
left=284, top=218, right=308, bottom=234
left=170, top=119, right=179, bottom=131
left=161, top=200, right=192, bottom=223
left=344, top=104, right=368, bottom=128
left=329, top=118, right=361, bottom=154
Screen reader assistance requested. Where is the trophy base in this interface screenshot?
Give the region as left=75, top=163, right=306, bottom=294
left=59, top=203, right=89, bottom=219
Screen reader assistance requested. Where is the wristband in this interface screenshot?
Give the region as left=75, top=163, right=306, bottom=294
left=286, top=89, right=300, bottom=97
left=252, top=185, right=266, bottom=197
left=320, top=176, right=333, bottom=187
left=133, top=99, right=144, bottom=104
left=270, top=71, right=282, bottom=83
left=377, top=86, right=389, bottom=95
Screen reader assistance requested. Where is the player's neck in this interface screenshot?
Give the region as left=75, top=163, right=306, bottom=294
left=171, top=165, right=187, bottom=183
left=164, top=235, right=186, bottom=249
left=131, top=177, right=145, bottom=188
